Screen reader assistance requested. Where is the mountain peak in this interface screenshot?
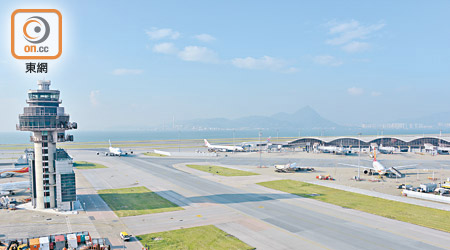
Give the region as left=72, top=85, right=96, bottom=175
left=179, top=106, right=339, bottom=129
left=294, top=105, right=317, bottom=115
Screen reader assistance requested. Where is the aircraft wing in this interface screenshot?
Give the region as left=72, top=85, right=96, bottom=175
left=338, top=163, right=375, bottom=170
left=391, top=164, right=417, bottom=170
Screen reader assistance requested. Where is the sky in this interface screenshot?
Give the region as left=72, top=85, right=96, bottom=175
left=0, top=0, right=449, bottom=131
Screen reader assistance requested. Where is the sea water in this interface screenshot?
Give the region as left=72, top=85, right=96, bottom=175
left=0, top=128, right=448, bottom=145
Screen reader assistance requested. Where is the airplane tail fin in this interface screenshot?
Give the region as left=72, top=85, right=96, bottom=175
left=204, top=139, right=210, bottom=147
left=373, top=147, right=377, bottom=162
left=109, top=140, right=112, bottom=148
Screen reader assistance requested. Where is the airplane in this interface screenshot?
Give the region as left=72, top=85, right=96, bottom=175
left=275, top=162, right=300, bottom=172
left=423, top=143, right=450, bottom=155
left=0, top=181, right=29, bottom=195
left=339, top=149, right=416, bottom=178
left=377, top=144, right=396, bottom=154
left=317, top=145, right=352, bottom=155
left=97, top=140, right=133, bottom=156
left=0, top=166, right=29, bottom=178
left=437, top=145, right=450, bottom=155
left=274, top=162, right=315, bottom=173
left=204, top=139, right=244, bottom=152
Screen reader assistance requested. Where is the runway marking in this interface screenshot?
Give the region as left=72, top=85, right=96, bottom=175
left=65, top=216, right=72, bottom=232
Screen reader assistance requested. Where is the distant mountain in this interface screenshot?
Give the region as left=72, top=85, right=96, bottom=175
left=178, top=106, right=340, bottom=130
left=271, top=106, right=339, bottom=128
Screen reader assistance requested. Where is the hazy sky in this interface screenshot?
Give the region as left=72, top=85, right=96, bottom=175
left=0, top=1, right=449, bottom=131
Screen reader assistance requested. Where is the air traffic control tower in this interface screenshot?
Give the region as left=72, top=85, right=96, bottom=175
left=17, top=80, right=77, bottom=209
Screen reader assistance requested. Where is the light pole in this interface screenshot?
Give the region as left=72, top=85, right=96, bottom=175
left=259, top=130, right=262, bottom=168
left=358, top=133, right=361, bottom=180
left=178, top=130, right=181, bottom=152
left=232, top=129, right=236, bottom=154
left=277, top=129, right=279, bottom=144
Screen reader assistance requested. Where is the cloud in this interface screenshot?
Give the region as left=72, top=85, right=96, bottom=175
left=283, top=67, right=300, bottom=73
left=178, top=46, right=218, bottom=63
left=326, top=20, right=385, bottom=52
left=146, top=27, right=180, bottom=40
left=231, top=56, right=286, bottom=71
left=313, top=55, right=343, bottom=66
left=342, top=41, right=370, bottom=53
left=347, top=87, right=364, bottom=96
left=153, top=42, right=178, bottom=54
left=371, top=91, right=382, bottom=97
left=89, top=90, right=100, bottom=106
left=194, top=34, right=216, bottom=42
left=112, top=68, right=143, bottom=75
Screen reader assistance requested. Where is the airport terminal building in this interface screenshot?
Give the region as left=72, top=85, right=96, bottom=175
left=288, top=134, right=450, bottom=152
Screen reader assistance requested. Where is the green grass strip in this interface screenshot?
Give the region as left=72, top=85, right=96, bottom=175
left=143, top=152, right=168, bottom=157
left=186, top=165, right=259, bottom=177
left=137, top=225, right=254, bottom=250
left=98, top=186, right=183, bottom=217
left=257, top=180, right=450, bottom=233
left=73, top=161, right=108, bottom=169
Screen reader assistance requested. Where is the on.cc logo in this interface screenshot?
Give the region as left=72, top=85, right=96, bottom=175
left=11, top=9, right=62, bottom=60
left=23, top=16, right=50, bottom=44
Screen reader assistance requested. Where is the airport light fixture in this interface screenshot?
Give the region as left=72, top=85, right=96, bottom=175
left=259, top=130, right=262, bottom=168
left=233, top=129, right=235, bottom=147
left=358, top=132, right=361, bottom=180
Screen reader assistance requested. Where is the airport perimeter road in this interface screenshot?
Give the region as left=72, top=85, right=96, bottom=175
left=73, top=152, right=450, bottom=250
left=215, top=156, right=450, bottom=170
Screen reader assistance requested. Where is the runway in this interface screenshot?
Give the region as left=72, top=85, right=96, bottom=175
left=73, top=151, right=450, bottom=250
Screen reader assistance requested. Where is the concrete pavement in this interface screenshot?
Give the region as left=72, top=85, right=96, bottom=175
left=70, top=151, right=450, bottom=250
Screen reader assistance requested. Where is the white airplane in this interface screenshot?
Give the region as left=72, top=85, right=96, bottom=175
left=275, top=162, right=300, bottom=171
left=97, top=140, right=133, bottom=156
left=437, top=145, right=450, bottom=154
left=377, top=144, right=396, bottom=154
left=339, top=149, right=416, bottom=178
left=274, top=163, right=315, bottom=172
left=423, top=143, right=450, bottom=155
left=204, top=139, right=244, bottom=152
left=0, top=166, right=29, bottom=178
left=317, top=145, right=351, bottom=155
left=0, top=181, right=29, bottom=195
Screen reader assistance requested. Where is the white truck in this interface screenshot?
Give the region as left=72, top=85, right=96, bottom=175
left=419, top=183, right=437, bottom=193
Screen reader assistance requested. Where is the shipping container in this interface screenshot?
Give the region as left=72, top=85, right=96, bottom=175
left=39, top=237, right=49, bottom=250
left=54, top=235, right=65, bottom=250
left=29, top=238, right=40, bottom=249
left=67, top=234, right=77, bottom=248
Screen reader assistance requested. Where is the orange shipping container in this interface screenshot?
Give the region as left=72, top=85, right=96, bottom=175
left=29, top=238, right=40, bottom=249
